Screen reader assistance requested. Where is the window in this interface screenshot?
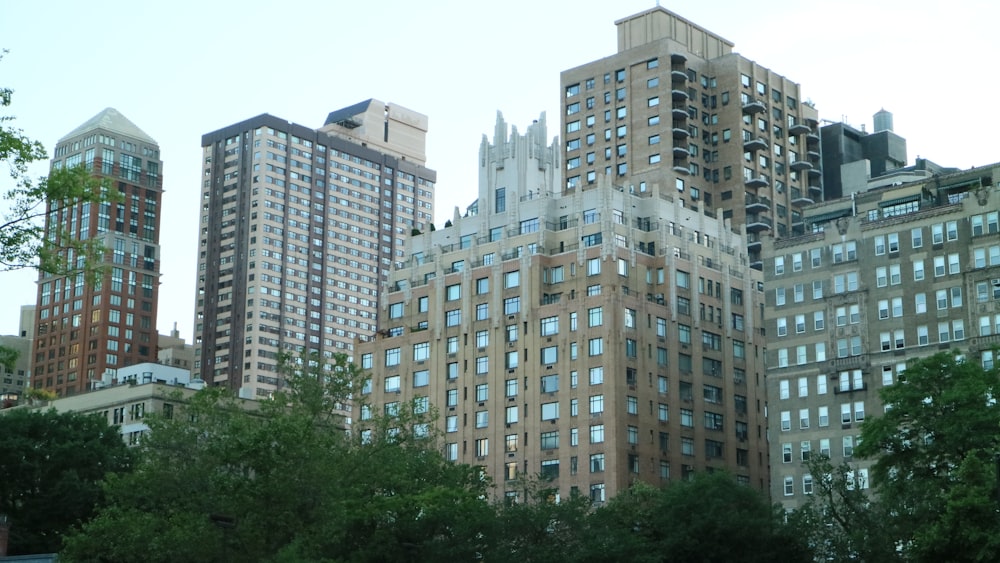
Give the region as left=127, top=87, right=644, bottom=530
left=676, top=270, right=690, bottom=289
left=541, top=402, right=559, bottom=421
left=911, top=227, right=923, bottom=248
left=590, top=424, right=605, bottom=444
left=814, top=311, right=825, bottom=331
left=389, top=302, right=404, bottom=318
left=475, top=410, right=488, bottom=428
left=446, top=284, right=461, bottom=301
left=946, top=220, right=958, bottom=241
left=818, top=406, right=829, bottom=427
left=446, top=309, right=461, bottom=326
left=913, top=260, right=924, bottom=280
left=476, top=277, right=489, bottom=294
left=680, top=408, right=694, bottom=428
left=587, top=258, right=601, bottom=275
left=784, top=476, right=794, bottom=496
left=384, top=375, right=400, bottom=393
left=589, top=338, right=603, bottom=356
left=932, top=223, right=944, bottom=244
left=413, top=342, right=430, bottom=362
left=504, top=270, right=520, bottom=288
left=780, top=411, right=791, bottom=431
left=775, top=287, right=786, bottom=306
left=774, top=256, right=785, bottom=275
left=540, top=316, right=559, bottom=336
left=503, top=297, right=520, bottom=315
left=475, top=438, right=489, bottom=457
left=413, top=370, right=429, bottom=388
left=799, top=408, right=810, bottom=429
left=476, top=303, right=489, bottom=321
left=476, top=356, right=489, bottom=374
left=385, top=348, right=401, bottom=366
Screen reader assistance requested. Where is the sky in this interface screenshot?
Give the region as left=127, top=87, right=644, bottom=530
left=2, top=0, right=998, bottom=342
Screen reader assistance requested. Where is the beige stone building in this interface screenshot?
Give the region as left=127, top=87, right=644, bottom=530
left=357, top=113, right=768, bottom=503
left=560, top=6, right=822, bottom=272
left=194, top=101, right=435, bottom=398
left=763, top=163, right=1000, bottom=510
left=0, top=362, right=212, bottom=445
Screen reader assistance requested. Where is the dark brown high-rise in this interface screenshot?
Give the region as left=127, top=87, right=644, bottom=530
left=32, top=108, right=162, bottom=396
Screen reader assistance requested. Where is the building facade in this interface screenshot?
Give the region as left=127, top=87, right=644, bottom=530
left=764, top=163, right=1000, bottom=510
left=194, top=100, right=435, bottom=397
left=357, top=114, right=769, bottom=503
left=0, top=306, right=35, bottom=403
left=32, top=108, right=163, bottom=397
left=560, top=6, right=822, bottom=271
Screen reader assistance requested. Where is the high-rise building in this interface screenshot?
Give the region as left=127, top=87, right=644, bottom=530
left=32, top=108, right=163, bottom=397
left=357, top=113, right=769, bottom=503
left=195, top=100, right=435, bottom=397
left=560, top=6, right=822, bottom=270
left=763, top=162, right=1000, bottom=510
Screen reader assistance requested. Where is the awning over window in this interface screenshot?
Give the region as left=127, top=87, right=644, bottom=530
left=806, top=208, right=851, bottom=223
left=878, top=193, right=920, bottom=208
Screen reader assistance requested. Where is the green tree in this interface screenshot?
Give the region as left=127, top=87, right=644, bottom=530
left=582, top=474, right=810, bottom=563
left=788, top=456, right=900, bottom=562
left=62, top=353, right=496, bottom=562
left=0, top=408, right=133, bottom=555
left=855, top=351, right=1000, bottom=562
left=488, top=480, right=591, bottom=562
left=2, top=51, right=110, bottom=279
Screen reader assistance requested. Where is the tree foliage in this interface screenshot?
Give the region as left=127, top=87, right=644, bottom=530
left=2, top=51, right=111, bottom=279
left=853, top=351, right=1000, bottom=562
left=793, top=352, right=1000, bottom=562
left=583, top=474, right=809, bottom=563
left=788, top=456, right=900, bottom=562
left=62, top=353, right=495, bottom=562
left=0, top=408, right=133, bottom=555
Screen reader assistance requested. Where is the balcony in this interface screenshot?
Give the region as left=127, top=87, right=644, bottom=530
left=743, top=137, right=768, bottom=152
left=746, top=214, right=773, bottom=232
left=750, top=259, right=763, bottom=271
left=791, top=194, right=815, bottom=207
left=671, top=89, right=690, bottom=101
left=788, top=122, right=811, bottom=136
left=670, top=52, right=687, bottom=64
left=672, top=160, right=690, bottom=174
left=808, top=182, right=823, bottom=196
left=807, top=150, right=821, bottom=162
left=745, top=194, right=770, bottom=213
left=671, top=70, right=688, bottom=83
left=741, top=97, right=767, bottom=114
left=747, top=237, right=762, bottom=253
left=790, top=159, right=813, bottom=172
left=744, top=175, right=769, bottom=189
left=673, top=145, right=690, bottom=158
left=672, top=125, right=690, bottom=139
left=806, top=132, right=820, bottom=146
left=807, top=167, right=822, bottom=178
left=672, top=107, right=690, bottom=119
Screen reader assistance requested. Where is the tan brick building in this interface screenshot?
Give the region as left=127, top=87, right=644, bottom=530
left=357, top=113, right=768, bottom=503
left=560, top=6, right=823, bottom=272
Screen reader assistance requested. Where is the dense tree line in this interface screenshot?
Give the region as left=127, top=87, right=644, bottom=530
left=3, top=348, right=998, bottom=561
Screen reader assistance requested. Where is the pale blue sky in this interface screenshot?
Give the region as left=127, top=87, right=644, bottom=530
left=2, top=0, right=998, bottom=341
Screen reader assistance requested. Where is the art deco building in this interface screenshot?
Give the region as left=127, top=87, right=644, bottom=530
left=763, top=163, right=1000, bottom=510
left=195, top=100, right=435, bottom=397
left=560, top=6, right=823, bottom=270
left=357, top=113, right=768, bottom=503
left=32, top=109, right=163, bottom=397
